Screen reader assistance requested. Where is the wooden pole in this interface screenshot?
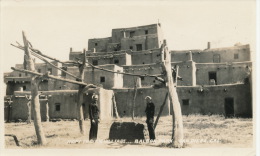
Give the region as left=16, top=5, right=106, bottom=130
left=25, top=95, right=31, bottom=124
left=154, top=92, right=168, bottom=129
left=46, top=101, right=49, bottom=122
left=132, top=77, right=138, bottom=120
left=77, top=49, right=87, bottom=135
left=22, top=31, right=47, bottom=145
left=160, top=40, right=184, bottom=148
left=112, top=93, right=119, bottom=118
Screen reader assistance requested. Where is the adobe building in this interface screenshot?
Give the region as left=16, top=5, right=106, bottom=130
left=4, top=23, right=253, bottom=122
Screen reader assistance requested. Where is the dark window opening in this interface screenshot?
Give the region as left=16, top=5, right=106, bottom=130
left=225, top=98, right=234, bottom=117
left=182, top=99, right=189, bottom=106
left=23, top=86, right=26, bottom=90
left=130, top=31, right=135, bottom=38
left=145, top=30, right=148, bottom=34
left=142, top=62, right=145, bottom=64
left=129, top=46, right=133, bottom=50
left=114, top=59, right=119, bottom=64
left=209, top=71, right=217, bottom=85
left=19, top=74, right=22, bottom=77
left=213, top=54, right=220, bottom=63
left=55, top=103, right=61, bottom=111
left=92, top=60, right=98, bottom=66
left=234, top=54, right=239, bottom=59
left=100, top=76, right=105, bottom=83
left=48, top=68, right=52, bottom=74
left=38, top=69, right=41, bottom=73
left=136, top=44, right=142, bottom=51
left=95, top=43, right=98, bottom=46
left=141, top=77, right=145, bottom=81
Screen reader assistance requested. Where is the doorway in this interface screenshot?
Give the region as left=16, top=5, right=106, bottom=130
left=224, top=98, right=234, bottom=117
left=208, top=71, right=217, bottom=85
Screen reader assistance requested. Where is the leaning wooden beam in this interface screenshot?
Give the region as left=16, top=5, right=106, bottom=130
left=32, top=52, right=81, bottom=80
left=131, top=78, right=138, bottom=120
left=11, top=44, right=80, bottom=80
left=5, top=134, right=20, bottom=146
left=22, top=31, right=47, bottom=145
left=11, top=67, right=94, bottom=86
left=112, top=93, right=119, bottom=118
left=86, top=62, right=162, bottom=78
left=160, top=41, right=184, bottom=148
left=154, top=92, right=168, bottom=129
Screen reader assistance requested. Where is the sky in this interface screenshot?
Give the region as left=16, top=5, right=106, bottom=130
left=0, top=0, right=256, bottom=73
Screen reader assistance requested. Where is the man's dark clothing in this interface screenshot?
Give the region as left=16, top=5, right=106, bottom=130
left=89, top=102, right=99, bottom=141
left=145, top=102, right=155, bottom=140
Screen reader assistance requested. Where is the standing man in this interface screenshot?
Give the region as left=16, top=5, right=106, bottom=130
left=89, top=94, right=100, bottom=141
left=145, top=96, right=155, bottom=140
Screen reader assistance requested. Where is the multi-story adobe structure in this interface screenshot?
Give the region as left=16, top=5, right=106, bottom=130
left=4, top=23, right=252, bottom=122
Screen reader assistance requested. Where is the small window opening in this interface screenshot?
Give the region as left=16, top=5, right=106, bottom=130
left=100, top=76, right=105, bottom=83
left=19, top=74, right=22, bottom=77
left=48, top=68, right=52, bottom=74
left=130, top=46, right=133, bottom=50
left=234, top=54, right=239, bottom=59
left=182, top=99, right=189, bottom=106
left=93, top=60, right=98, bottom=66
left=95, top=43, right=98, bottom=46
left=23, top=86, right=26, bottom=90
left=55, top=103, right=61, bottom=111
left=114, top=59, right=119, bottom=64
left=136, top=44, right=142, bottom=51
left=130, top=31, right=135, bottom=38
left=145, top=30, right=148, bottom=34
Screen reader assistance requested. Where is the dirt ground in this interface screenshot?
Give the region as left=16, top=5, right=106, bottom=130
left=4, top=115, right=253, bottom=149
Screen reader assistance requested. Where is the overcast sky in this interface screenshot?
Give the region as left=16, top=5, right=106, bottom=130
left=0, top=0, right=256, bottom=73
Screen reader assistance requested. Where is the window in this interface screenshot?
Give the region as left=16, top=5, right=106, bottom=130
left=92, top=60, right=98, bottom=66
left=48, top=68, right=52, bottom=74
left=182, top=99, right=189, bottom=106
left=95, top=43, right=98, bottom=46
left=23, top=86, right=26, bottom=91
left=114, top=59, right=119, bottom=64
left=55, top=103, right=61, bottom=111
left=100, top=76, right=105, bottom=83
left=213, top=54, right=220, bottom=63
left=129, top=46, right=133, bottom=50
left=141, top=77, right=145, bottom=81
left=130, top=31, right=135, bottom=38
left=145, top=30, right=148, bottom=34
left=38, top=69, right=41, bottom=73
left=136, top=44, right=142, bottom=51
left=234, top=54, right=239, bottom=59
left=19, top=74, right=22, bottom=77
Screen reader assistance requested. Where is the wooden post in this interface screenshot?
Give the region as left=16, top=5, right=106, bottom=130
left=77, top=49, right=87, bottom=135
left=46, top=101, right=49, bottom=122
left=25, top=95, right=31, bottom=124
left=22, top=31, right=46, bottom=145
left=154, top=92, right=168, bottom=129
left=160, top=40, right=184, bottom=148
left=132, top=77, right=138, bottom=120
left=112, top=93, right=119, bottom=118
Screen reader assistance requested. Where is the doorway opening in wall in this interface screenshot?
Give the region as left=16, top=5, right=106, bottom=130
left=23, top=86, right=26, bottom=91
left=145, top=30, right=148, bottom=35
left=224, top=97, right=234, bottom=117
left=208, top=71, right=217, bottom=85
left=136, top=44, right=142, bottom=51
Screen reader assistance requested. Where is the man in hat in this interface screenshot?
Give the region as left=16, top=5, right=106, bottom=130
left=145, top=96, right=155, bottom=140
left=89, top=94, right=100, bottom=141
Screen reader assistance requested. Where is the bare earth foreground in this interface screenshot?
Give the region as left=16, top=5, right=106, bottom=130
left=5, top=115, right=253, bottom=149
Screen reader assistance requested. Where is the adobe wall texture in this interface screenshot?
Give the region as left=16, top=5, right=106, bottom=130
left=171, top=45, right=251, bottom=63
left=113, top=84, right=252, bottom=117
left=196, top=62, right=252, bottom=85
left=10, top=88, right=113, bottom=121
